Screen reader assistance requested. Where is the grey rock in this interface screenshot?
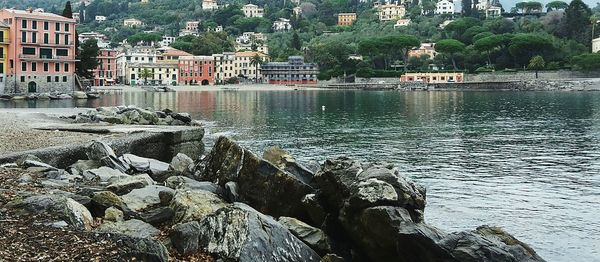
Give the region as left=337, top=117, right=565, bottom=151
left=68, top=160, right=101, bottom=176
left=170, top=190, right=227, bottom=224
left=170, top=221, right=202, bottom=255
left=18, top=174, right=33, bottom=184
left=16, top=154, right=42, bottom=167
left=83, top=166, right=129, bottom=183
left=170, top=153, right=193, bottom=173
left=159, top=190, right=174, bottom=206
left=90, top=191, right=124, bottom=217
left=346, top=178, right=398, bottom=211
left=139, top=207, right=174, bottom=226
left=119, top=236, right=169, bottom=262
left=320, top=254, right=345, bottom=262
left=302, top=194, right=327, bottom=227
left=107, top=173, right=155, bottom=195
left=197, top=203, right=321, bottom=262
left=86, top=140, right=129, bottom=172
left=97, top=219, right=160, bottom=239
left=22, top=160, right=58, bottom=170
left=263, top=146, right=314, bottom=185
left=7, top=195, right=93, bottom=230
left=122, top=185, right=175, bottom=212
left=224, top=181, right=239, bottom=202
left=202, top=136, right=314, bottom=219
left=278, top=216, right=332, bottom=255
left=104, top=207, right=124, bottom=222
left=121, top=154, right=169, bottom=175
left=165, top=176, right=223, bottom=196
left=172, top=112, right=192, bottom=123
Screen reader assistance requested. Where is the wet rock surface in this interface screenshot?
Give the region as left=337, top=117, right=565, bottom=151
left=64, top=106, right=200, bottom=126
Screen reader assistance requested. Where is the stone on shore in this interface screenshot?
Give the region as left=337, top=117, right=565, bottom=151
left=90, top=191, right=124, bottom=217
left=170, top=153, right=194, bottom=173
left=97, top=219, right=160, bottom=239
left=86, top=141, right=129, bottom=172
left=263, top=146, right=315, bottom=185
left=104, top=207, right=124, bottom=222
left=68, top=160, right=101, bottom=176
left=121, top=185, right=175, bottom=212
left=169, top=190, right=227, bottom=224
left=201, top=136, right=314, bottom=219
left=82, top=166, right=129, bottom=183
left=196, top=203, right=321, bottom=262
left=278, top=216, right=332, bottom=255
left=7, top=195, right=93, bottom=231
left=106, top=173, right=155, bottom=195
left=164, top=176, right=223, bottom=196
left=170, top=221, right=202, bottom=255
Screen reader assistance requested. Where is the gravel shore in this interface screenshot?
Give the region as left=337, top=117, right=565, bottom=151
left=0, top=110, right=109, bottom=155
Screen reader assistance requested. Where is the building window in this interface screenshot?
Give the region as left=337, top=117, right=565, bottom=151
left=63, top=76, right=67, bottom=82
left=64, top=35, right=69, bottom=45
left=0, top=63, right=3, bottom=74
left=55, top=76, right=59, bottom=82
left=47, top=76, right=51, bottom=82
left=32, top=21, right=37, bottom=29
left=21, top=76, right=25, bottom=82
left=55, top=33, right=60, bottom=44
left=23, top=47, right=35, bottom=55
left=65, top=23, right=70, bottom=32
left=43, top=33, right=48, bottom=44
left=44, top=63, right=49, bottom=72
left=55, top=23, right=60, bottom=31
left=56, top=49, right=68, bottom=56
left=31, top=62, right=37, bottom=72
left=21, top=31, right=26, bottom=43
left=21, top=62, right=26, bottom=71
left=55, top=63, right=60, bottom=72
left=21, top=19, right=27, bottom=29
left=44, top=21, right=48, bottom=30
left=64, top=63, right=69, bottom=72
left=40, top=48, right=52, bottom=58
left=31, top=33, right=37, bottom=43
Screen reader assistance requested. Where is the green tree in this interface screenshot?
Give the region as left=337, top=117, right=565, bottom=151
left=474, top=34, right=510, bottom=66
left=139, top=68, right=153, bottom=85
left=462, top=0, right=473, bottom=16
left=572, top=53, right=600, bottom=70
left=291, top=31, right=301, bottom=50
left=62, top=1, right=73, bottom=18
left=566, top=0, right=592, bottom=44
left=528, top=55, right=545, bottom=78
left=508, top=33, right=553, bottom=66
left=546, top=1, right=568, bottom=11
left=76, top=39, right=100, bottom=79
left=435, top=39, right=466, bottom=70
left=249, top=54, right=264, bottom=83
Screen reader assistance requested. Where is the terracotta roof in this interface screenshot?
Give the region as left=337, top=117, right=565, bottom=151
left=235, top=51, right=267, bottom=57
left=161, top=48, right=192, bottom=57
left=0, top=9, right=76, bottom=23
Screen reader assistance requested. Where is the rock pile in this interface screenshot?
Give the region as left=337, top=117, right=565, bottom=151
left=0, top=137, right=546, bottom=262
left=0, top=91, right=100, bottom=101
left=64, top=106, right=201, bottom=126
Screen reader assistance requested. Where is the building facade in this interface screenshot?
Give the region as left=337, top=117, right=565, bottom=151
left=202, top=0, right=219, bottom=10
left=408, top=43, right=437, bottom=58
left=116, top=46, right=158, bottom=83
left=185, top=21, right=200, bottom=32
left=261, top=56, right=319, bottom=85
left=124, top=18, right=143, bottom=27
left=337, top=13, right=357, bottom=26
left=234, top=51, right=268, bottom=82
left=376, top=4, right=406, bottom=21
left=93, top=49, right=117, bottom=86
left=0, top=21, right=8, bottom=93
left=273, top=18, right=292, bottom=32
left=213, top=52, right=236, bottom=83
left=242, top=4, right=264, bottom=18
left=235, top=32, right=268, bottom=54
left=593, top=37, right=600, bottom=53
left=435, top=0, right=455, bottom=14
left=0, top=8, right=77, bottom=94
left=400, top=72, right=464, bottom=83
left=178, top=56, right=214, bottom=85
left=126, top=63, right=178, bottom=85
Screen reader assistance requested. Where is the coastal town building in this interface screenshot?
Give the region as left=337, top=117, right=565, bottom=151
left=92, top=49, right=117, bottom=86
left=593, top=37, right=600, bottom=53
left=235, top=32, right=268, bottom=54
left=408, top=43, right=437, bottom=59
left=178, top=56, right=214, bottom=85
left=157, top=47, right=192, bottom=64
left=293, top=7, right=302, bottom=17
left=160, top=36, right=176, bottom=47
left=376, top=3, right=406, bottom=21
left=394, top=18, right=411, bottom=28
left=400, top=72, right=464, bottom=83
left=435, top=0, right=455, bottom=14
left=72, top=12, right=80, bottom=23
left=126, top=63, right=178, bottom=85
left=78, top=31, right=110, bottom=48
left=261, top=56, right=319, bottom=85
left=0, top=8, right=77, bottom=94
left=124, top=18, right=143, bottom=27
left=485, top=6, right=501, bottom=18
left=95, top=16, right=106, bottom=22
left=273, top=18, right=292, bottom=32
left=0, top=21, right=8, bottom=93
left=202, top=0, right=219, bottom=10
left=116, top=46, right=159, bottom=83
left=206, top=26, right=223, bottom=32
left=213, top=52, right=236, bottom=83
left=179, top=29, right=199, bottom=37
left=242, top=4, right=264, bottom=18
left=337, top=13, right=357, bottom=26
left=185, top=21, right=200, bottom=32
left=234, top=51, right=269, bottom=82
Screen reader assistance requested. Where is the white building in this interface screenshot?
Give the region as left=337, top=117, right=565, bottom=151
left=179, top=29, right=199, bottom=37
left=293, top=7, right=302, bottom=17
left=242, top=4, right=264, bottom=18
left=79, top=32, right=111, bottom=48
left=126, top=63, right=178, bottom=85
left=124, top=18, right=143, bottom=27
left=435, top=0, right=455, bottom=14
left=376, top=3, right=406, bottom=21
left=273, top=18, right=292, bottom=32
left=203, top=0, right=219, bottom=10
left=116, top=47, right=159, bottom=83
left=485, top=6, right=501, bottom=17
left=160, top=36, right=177, bottom=47
left=235, top=32, right=268, bottom=54
left=72, top=12, right=80, bottom=23
left=394, top=18, right=411, bottom=28
left=185, top=21, right=200, bottom=32
left=95, top=15, right=106, bottom=22
left=213, top=52, right=237, bottom=83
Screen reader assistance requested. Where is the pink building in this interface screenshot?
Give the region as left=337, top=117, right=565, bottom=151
left=185, top=21, right=199, bottom=32
left=0, top=8, right=77, bottom=94
left=93, top=48, right=117, bottom=86
left=178, top=56, right=214, bottom=85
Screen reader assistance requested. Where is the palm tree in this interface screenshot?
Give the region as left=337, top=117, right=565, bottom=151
left=249, top=54, right=264, bottom=83
left=139, top=68, right=153, bottom=85
left=528, top=55, right=545, bottom=79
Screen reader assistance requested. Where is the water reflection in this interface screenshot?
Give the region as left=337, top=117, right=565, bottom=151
left=1, top=90, right=600, bottom=261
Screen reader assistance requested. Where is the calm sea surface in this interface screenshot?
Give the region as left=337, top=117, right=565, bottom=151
left=2, top=89, right=600, bottom=261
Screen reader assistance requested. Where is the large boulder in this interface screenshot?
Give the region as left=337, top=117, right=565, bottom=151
left=196, top=203, right=321, bottom=262
left=116, top=236, right=169, bottom=262
left=67, top=160, right=101, bottom=176
left=437, top=226, right=546, bottom=262
left=121, top=185, right=175, bottom=212
left=263, top=146, right=314, bottom=185
left=170, top=221, right=202, bottom=255
left=201, top=136, right=314, bottom=219
left=97, top=219, right=160, bottom=239
left=120, top=154, right=170, bottom=175
left=170, top=153, right=194, bottom=173
left=165, top=176, right=223, bottom=196
left=278, top=216, right=332, bottom=255
left=86, top=140, right=129, bottom=172
left=7, top=195, right=93, bottom=230
left=83, top=166, right=129, bottom=183
left=90, top=191, right=125, bottom=217
left=106, top=173, right=155, bottom=195
left=169, top=190, right=227, bottom=224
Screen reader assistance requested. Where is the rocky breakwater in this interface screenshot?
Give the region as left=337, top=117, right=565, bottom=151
left=64, top=106, right=201, bottom=126
left=0, top=136, right=546, bottom=261
left=0, top=91, right=99, bottom=101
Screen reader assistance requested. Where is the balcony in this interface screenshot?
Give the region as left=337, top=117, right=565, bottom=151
left=19, top=54, right=77, bottom=62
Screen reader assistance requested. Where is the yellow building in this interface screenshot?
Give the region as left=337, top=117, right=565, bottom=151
left=400, top=72, right=464, bottom=83
left=337, top=13, right=357, bottom=26
left=0, top=21, right=9, bottom=93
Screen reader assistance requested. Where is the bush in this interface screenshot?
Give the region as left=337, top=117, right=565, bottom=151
left=545, top=61, right=561, bottom=70
left=475, top=66, right=494, bottom=73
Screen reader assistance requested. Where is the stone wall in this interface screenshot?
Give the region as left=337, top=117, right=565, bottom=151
left=4, top=74, right=75, bottom=94
left=465, top=70, right=600, bottom=82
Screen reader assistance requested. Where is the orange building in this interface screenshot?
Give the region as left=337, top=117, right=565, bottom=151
left=337, top=13, right=357, bottom=26
left=178, top=56, right=215, bottom=85
left=0, top=8, right=77, bottom=94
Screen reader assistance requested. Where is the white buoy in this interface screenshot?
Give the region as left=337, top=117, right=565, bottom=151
left=321, top=105, right=326, bottom=111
